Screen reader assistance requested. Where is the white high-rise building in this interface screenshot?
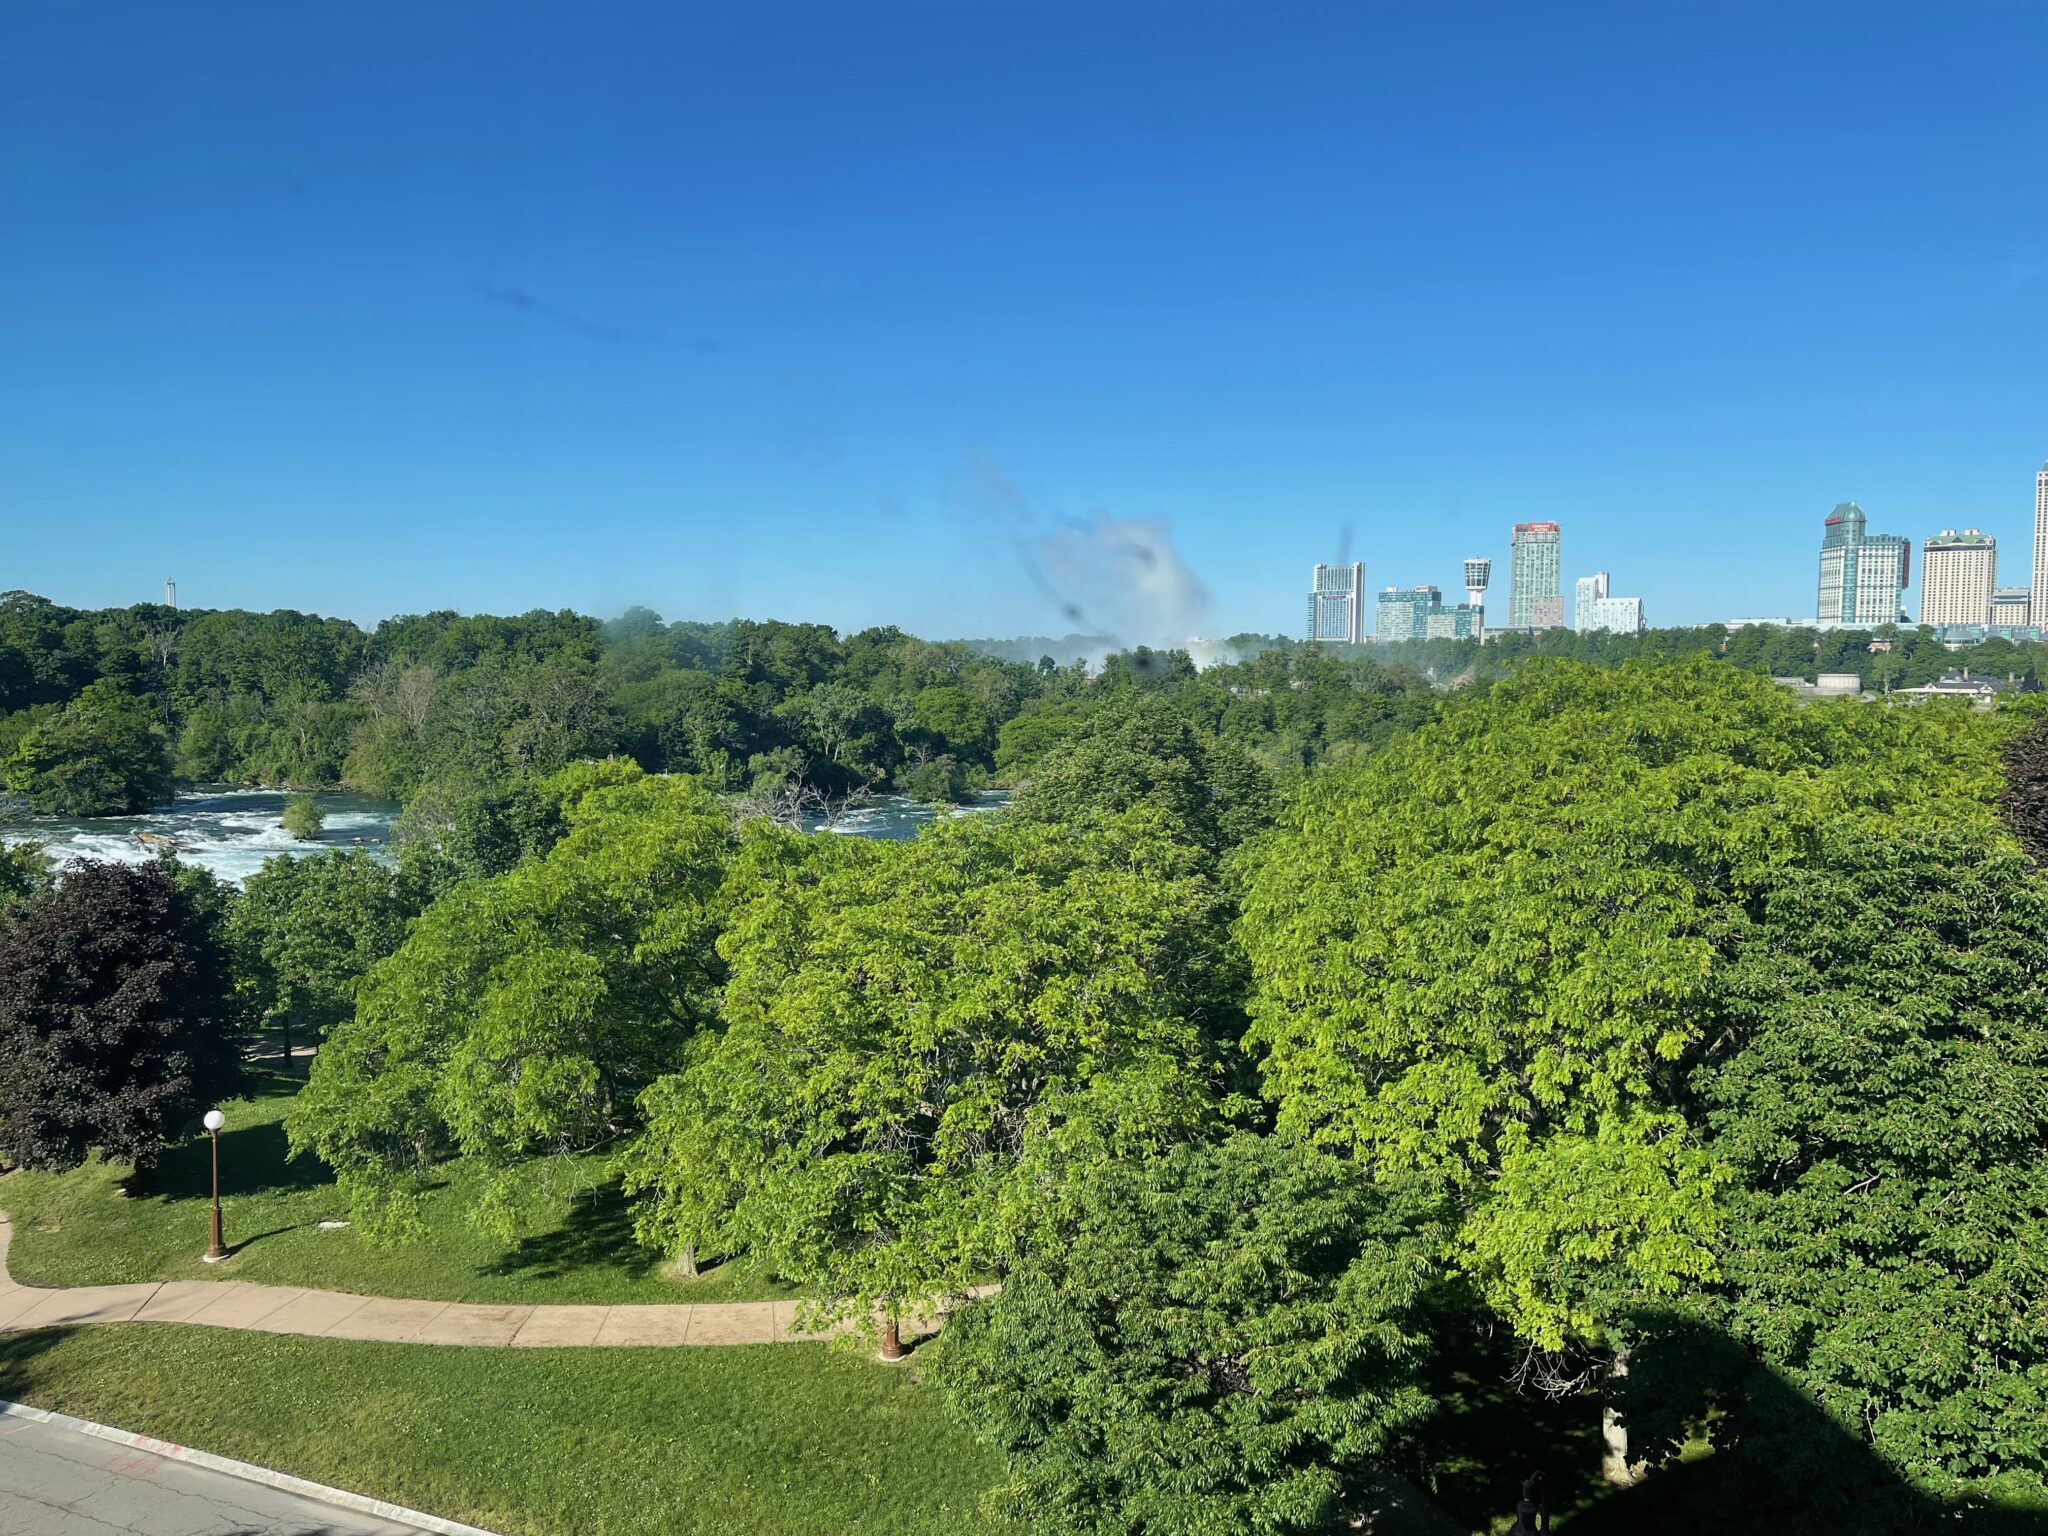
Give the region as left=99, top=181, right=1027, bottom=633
left=1307, top=561, right=1365, bottom=644
left=1993, top=587, right=2032, bottom=628
left=1920, top=530, right=1996, bottom=628
left=1573, top=571, right=1647, bottom=634
left=2034, top=464, right=2048, bottom=627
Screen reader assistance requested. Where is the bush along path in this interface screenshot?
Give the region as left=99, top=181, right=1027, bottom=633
left=0, top=1214, right=901, bottom=1349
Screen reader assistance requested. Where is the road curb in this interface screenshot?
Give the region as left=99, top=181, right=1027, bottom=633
left=0, top=1397, right=503, bottom=1535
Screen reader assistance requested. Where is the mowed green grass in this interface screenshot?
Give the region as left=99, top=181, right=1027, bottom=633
left=0, top=1323, right=1004, bottom=1536
left=0, top=1070, right=787, bottom=1304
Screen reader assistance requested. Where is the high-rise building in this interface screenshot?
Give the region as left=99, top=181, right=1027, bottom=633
left=1509, top=523, right=1562, bottom=630
left=1572, top=572, right=1647, bottom=634
left=1376, top=585, right=1442, bottom=642
left=1307, top=562, right=1364, bottom=644
left=2033, top=464, right=2048, bottom=627
left=164, top=577, right=176, bottom=609
left=1993, top=587, right=2032, bottom=628
left=1920, top=529, right=1996, bottom=628
left=1816, top=502, right=1910, bottom=628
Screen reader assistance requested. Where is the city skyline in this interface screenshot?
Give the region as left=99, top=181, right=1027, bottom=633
left=1316, top=463, right=2048, bottom=644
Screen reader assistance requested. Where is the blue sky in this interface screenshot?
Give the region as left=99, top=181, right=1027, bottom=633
left=4, top=2, right=2046, bottom=641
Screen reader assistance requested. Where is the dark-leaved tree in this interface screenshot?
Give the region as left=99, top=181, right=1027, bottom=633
left=1998, top=710, right=2048, bottom=866
left=0, top=860, right=247, bottom=1173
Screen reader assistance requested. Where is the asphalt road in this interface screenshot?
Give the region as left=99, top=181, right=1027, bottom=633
left=0, top=1411, right=441, bottom=1536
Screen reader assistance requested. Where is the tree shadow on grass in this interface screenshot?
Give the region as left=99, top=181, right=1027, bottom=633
left=1412, top=1305, right=2048, bottom=1535
left=1403, top=1303, right=1608, bottom=1530
left=478, top=1179, right=662, bottom=1285
left=122, top=1119, right=333, bottom=1203
left=1595, top=1317, right=2048, bottom=1535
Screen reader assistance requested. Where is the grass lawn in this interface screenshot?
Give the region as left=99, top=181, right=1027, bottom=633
left=0, top=1323, right=1004, bottom=1536
left=0, top=1069, right=788, bottom=1304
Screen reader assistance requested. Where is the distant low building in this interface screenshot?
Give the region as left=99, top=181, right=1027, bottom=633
left=1721, top=616, right=1810, bottom=630
left=1775, top=672, right=1865, bottom=699
left=1992, top=587, right=2032, bottom=628
left=1424, top=603, right=1484, bottom=639
left=1893, top=669, right=2010, bottom=707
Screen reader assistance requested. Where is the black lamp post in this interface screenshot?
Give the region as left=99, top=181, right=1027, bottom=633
left=201, top=1108, right=227, bottom=1262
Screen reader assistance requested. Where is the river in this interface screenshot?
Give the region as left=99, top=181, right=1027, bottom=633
left=0, top=786, right=1010, bottom=885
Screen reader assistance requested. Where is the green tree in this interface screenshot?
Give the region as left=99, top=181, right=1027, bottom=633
left=909, top=684, right=989, bottom=758
left=0, top=841, right=51, bottom=924
left=1624, top=824, right=2048, bottom=1523
left=0, top=861, right=247, bottom=1173
left=1010, top=698, right=1276, bottom=858
left=898, top=751, right=969, bottom=804
left=226, top=849, right=424, bottom=1069
left=287, top=764, right=733, bottom=1240
left=1237, top=660, right=2004, bottom=1362
left=280, top=793, right=324, bottom=841
left=4, top=681, right=172, bottom=815
left=623, top=808, right=1241, bottom=1323
left=940, top=1134, right=1444, bottom=1536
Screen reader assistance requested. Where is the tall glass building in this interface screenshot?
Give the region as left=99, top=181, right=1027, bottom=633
left=1306, top=561, right=1364, bottom=644
left=1508, top=522, right=1562, bottom=629
left=1816, top=502, right=1910, bottom=628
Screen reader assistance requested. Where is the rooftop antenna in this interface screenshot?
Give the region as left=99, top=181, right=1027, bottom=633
left=164, top=577, right=177, bottom=609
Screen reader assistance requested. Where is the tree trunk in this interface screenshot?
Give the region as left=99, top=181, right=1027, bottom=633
left=1601, top=1349, right=1641, bottom=1487
left=879, top=1316, right=904, bottom=1362
left=279, top=1014, right=293, bottom=1076
left=673, top=1242, right=698, bottom=1280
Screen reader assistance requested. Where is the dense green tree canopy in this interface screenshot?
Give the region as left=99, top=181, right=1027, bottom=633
left=940, top=1134, right=1443, bottom=1536
left=226, top=849, right=425, bottom=1041
left=1009, top=697, right=1277, bottom=858
left=288, top=763, right=734, bottom=1239
left=1237, top=659, right=2006, bottom=1351
left=4, top=680, right=172, bottom=815
left=624, top=807, right=1242, bottom=1318
left=0, top=590, right=1450, bottom=817
left=1626, top=823, right=2048, bottom=1520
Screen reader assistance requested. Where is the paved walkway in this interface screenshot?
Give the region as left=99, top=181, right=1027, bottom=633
left=0, top=1215, right=846, bottom=1349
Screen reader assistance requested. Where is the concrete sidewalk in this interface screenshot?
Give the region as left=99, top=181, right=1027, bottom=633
left=0, top=1214, right=842, bottom=1349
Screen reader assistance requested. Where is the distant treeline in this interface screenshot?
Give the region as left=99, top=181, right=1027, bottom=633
left=1365, top=620, right=2048, bottom=689
left=0, top=592, right=1437, bottom=817
left=1080, top=620, right=2047, bottom=691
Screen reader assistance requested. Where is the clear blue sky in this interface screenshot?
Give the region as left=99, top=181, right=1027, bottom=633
left=5, top=2, right=2046, bottom=641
